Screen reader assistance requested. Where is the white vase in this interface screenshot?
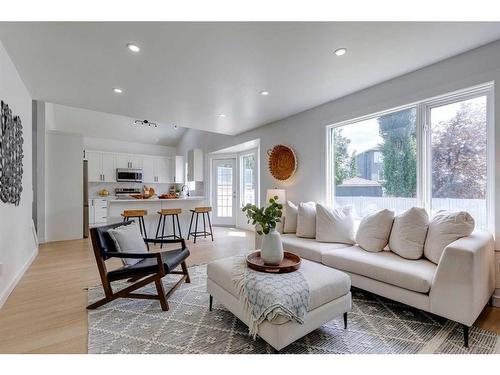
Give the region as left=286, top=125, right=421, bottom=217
left=261, top=228, right=284, bottom=265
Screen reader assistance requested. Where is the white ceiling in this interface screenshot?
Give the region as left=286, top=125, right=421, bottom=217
left=45, top=103, right=186, bottom=146
left=1, top=22, right=500, bottom=136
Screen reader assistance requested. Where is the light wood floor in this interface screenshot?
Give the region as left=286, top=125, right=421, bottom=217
left=0, top=227, right=498, bottom=353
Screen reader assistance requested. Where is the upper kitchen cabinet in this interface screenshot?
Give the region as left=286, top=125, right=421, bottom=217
left=86, top=151, right=116, bottom=182
left=187, top=148, right=203, bottom=182
left=143, top=156, right=171, bottom=183
left=116, top=154, right=143, bottom=169
left=172, top=155, right=185, bottom=183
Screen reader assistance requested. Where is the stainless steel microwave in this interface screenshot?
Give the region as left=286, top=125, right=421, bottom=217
left=116, top=168, right=143, bottom=182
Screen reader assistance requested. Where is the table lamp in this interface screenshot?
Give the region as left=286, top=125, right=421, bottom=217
left=266, top=188, right=286, bottom=204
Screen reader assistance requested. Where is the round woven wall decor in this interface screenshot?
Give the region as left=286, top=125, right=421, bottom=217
left=267, top=144, right=297, bottom=180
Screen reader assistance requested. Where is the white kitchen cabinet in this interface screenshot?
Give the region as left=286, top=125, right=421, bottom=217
left=86, top=151, right=116, bottom=182
left=187, top=148, right=203, bottom=182
left=101, top=153, right=116, bottom=182
left=141, top=156, right=156, bottom=183
left=172, top=155, right=185, bottom=183
left=142, top=156, right=170, bottom=183
left=88, top=199, right=95, bottom=225
left=116, top=154, right=143, bottom=169
left=156, top=157, right=170, bottom=183
left=93, top=199, right=108, bottom=224
left=86, top=151, right=102, bottom=182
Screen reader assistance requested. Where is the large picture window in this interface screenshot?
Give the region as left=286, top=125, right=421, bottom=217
left=327, top=84, right=492, bottom=230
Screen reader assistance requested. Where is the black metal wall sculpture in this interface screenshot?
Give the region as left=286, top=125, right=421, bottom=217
left=0, top=100, right=23, bottom=206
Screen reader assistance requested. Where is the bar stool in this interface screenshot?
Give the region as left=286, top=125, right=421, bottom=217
left=121, top=209, right=149, bottom=249
left=187, top=207, right=214, bottom=243
left=155, top=208, right=183, bottom=249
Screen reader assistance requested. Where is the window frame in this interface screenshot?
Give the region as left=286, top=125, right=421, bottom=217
left=326, top=82, right=494, bottom=230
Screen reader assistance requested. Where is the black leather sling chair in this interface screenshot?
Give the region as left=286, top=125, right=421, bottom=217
left=87, top=221, right=190, bottom=311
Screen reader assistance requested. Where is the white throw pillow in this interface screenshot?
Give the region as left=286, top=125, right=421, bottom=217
left=283, top=201, right=298, bottom=233
left=316, top=204, right=355, bottom=244
left=424, top=210, right=475, bottom=264
left=107, top=222, right=148, bottom=266
left=296, top=202, right=316, bottom=238
left=388, top=207, right=429, bottom=260
left=356, top=209, right=395, bottom=252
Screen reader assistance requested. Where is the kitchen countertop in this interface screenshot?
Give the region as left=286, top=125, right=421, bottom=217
left=107, top=196, right=206, bottom=203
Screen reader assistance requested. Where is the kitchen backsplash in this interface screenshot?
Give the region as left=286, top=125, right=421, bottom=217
left=88, top=181, right=204, bottom=198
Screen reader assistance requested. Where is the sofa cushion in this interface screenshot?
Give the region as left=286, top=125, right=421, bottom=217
left=282, top=233, right=352, bottom=263
left=389, top=207, right=429, bottom=260
left=207, top=256, right=351, bottom=312
left=356, top=209, right=394, bottom=252
left=296, top=202, right=316, bottom=238
left=283, top=201, right=298, bottom=233
left=424, top=210, right=475, bottom=264
left=322, top=246, right=436, bottom=293
left=316, top=204, right=355, bottom=244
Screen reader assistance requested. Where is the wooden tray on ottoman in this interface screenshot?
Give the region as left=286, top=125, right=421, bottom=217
left=246, top=251, right=301, bottom=273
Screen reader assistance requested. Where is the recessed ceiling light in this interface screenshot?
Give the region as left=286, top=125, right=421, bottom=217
left=260, top=91, right=269, bottom=96
left=217, top=114, right=226, bottom=118
left=334, top=48, right=347, bottom=56
left=113, top=88, right=123, bottom=94
left=127, top=43, right=140, bottom=53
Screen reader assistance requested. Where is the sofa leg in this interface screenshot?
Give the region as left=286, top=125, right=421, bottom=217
left=209, top=295, right=213, bottom=311
left=463, top=324, right=469, bottom=348
left=343, top=312, right=347, bottom=329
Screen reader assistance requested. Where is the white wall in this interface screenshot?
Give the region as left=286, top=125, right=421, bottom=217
left=45, top=131, right=84, bottom=242
left=177, top=39, right=500, bottom=247
left=0, top=41, right=37, bottom=307
left=84, top=136, right=176, bottom=156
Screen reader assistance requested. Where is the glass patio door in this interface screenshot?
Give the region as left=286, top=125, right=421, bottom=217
left=212, top=158, right=237, bottom=226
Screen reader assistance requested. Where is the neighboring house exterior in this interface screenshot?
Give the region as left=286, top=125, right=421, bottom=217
left=336, top=176, right=383, bottom=197
left=356, top=148, right=384, bottom=183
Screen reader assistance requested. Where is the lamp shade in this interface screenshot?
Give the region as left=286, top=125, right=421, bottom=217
left=266, top=189, right=286, bottom=204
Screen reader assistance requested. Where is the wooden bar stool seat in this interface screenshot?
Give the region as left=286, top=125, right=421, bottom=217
left=155, top=208, right=183, bottom=248
left=187, top=207, right=213, bottom=243
left=158, top=208, right=182, bottom=215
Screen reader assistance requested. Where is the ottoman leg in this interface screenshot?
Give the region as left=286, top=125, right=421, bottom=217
left=209, top=295, right=213, bottom=311
left=343, top=312, right=348, bottom=329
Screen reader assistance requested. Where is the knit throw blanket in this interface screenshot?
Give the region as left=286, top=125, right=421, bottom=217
left=232, top=255, right=310, bottom=338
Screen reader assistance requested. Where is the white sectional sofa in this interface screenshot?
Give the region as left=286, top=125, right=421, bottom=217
left=255, top=208, right=496, bottom=347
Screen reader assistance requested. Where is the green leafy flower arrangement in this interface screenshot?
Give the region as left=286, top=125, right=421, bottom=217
left=242, top=196, right=283, bottom=235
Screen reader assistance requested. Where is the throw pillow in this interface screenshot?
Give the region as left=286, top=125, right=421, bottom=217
left=107, top=222, right=148, bottom=266
left=296, top=202, right=316, bottom=238
left=283, top=201, right=298, bottom=233
left=356, top=209, right=395, bottom=252
left=424, top=210, right=475, bottom=264
left=388, top=207, right=429, bottom=260
left=316, top=204, right=355, bottom=244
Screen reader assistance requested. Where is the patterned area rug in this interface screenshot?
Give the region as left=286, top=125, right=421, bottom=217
left=88, top=265, right=500, bottom=354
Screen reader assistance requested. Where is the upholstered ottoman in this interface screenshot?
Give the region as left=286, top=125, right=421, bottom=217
left=207, top=256, right=352, bottom=351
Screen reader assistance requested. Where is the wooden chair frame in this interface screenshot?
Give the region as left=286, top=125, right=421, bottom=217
left=87, top=230, right=190, bottom=311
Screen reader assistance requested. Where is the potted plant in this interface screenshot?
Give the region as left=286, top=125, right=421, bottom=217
left=242, top=196, right=284, bottom=265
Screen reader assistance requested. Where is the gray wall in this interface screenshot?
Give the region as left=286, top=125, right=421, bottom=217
left=176, top=39, right=500, bottom=248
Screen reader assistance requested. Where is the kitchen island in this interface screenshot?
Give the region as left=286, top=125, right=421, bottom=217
left=107, top=196, right=207, bottom=238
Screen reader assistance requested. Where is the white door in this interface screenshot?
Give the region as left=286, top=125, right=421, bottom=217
left=101, top=153, right=116, bottom=182
left=86, top=151, right=102, bottom=182
left=238, top=151, right=258, bottom=230
left=212, top=159, right=237, bottom=226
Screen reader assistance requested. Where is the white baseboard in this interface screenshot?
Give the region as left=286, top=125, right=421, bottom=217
left=0, top=247, right=38, bottom=309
